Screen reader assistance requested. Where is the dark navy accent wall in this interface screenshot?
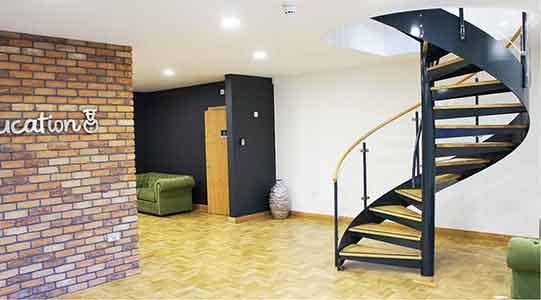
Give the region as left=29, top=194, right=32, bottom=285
left=225, top=75, right=276, bottom=217
left=134, top=82, right=226, bottom=204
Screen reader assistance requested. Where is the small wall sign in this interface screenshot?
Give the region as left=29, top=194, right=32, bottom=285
left=0, top=109, right=99, bottom=135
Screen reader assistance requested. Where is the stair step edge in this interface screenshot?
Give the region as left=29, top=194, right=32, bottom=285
left=349, top=223, right=421, bottom=241
left=434, top=103, right=523, bottom=109
left=436, top=125, right=528, bottom=129
left=436, top=158, right=490, bottom=167
left=436, top=143, right=514, bottom=148
left=431, top=80, right=502, bottom=91
left=396, top=190, right=422, bottom=203
left=370, top=206, right=422, bottom=222
left=340, top=244, right=422, bottom=260
left=427, top=57, right=466, bottom=72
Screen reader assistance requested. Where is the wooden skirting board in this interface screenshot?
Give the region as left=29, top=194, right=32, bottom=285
left=228, top=211, right=271, bottom=224
left=193, top=204, right=208, bottom=213
left=290, top=211, right=353, bottom=223
left=193, top=204, right=270, bottom=223
left=194, top=208, right=513, bottom=241
left=290, top=211, right=514, bottom=242
left=436, top=227, right=513, bottom=243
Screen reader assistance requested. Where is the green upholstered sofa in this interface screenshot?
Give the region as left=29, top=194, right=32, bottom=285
left=136, top=172, right=195, bottom=216
left=507, top=238, right=540, bottom=299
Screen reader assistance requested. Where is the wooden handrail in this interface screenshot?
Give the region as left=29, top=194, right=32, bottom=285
left=332, top=101, right=420, bottom=182
left=505, top=27, right=523, bottom=48
left=331, top=26, right=523, bottom=183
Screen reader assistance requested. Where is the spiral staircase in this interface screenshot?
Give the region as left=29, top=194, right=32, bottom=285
left=332, top=9, right=530, bottom=276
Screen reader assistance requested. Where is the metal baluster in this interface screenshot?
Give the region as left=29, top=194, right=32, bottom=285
left=475, top=77, right=480, bottom=143
left=412, top=122, right=423, bottom=188
left=522, top=12, right=529, bottom=88
left=361, top=142, right=369, bottom=209
left=415, top=111, right=421, bottom=177
left=459, top=8, right=466, bottom=41
left=333, top=180, right=339, bottom=269
left=412, top=111, right=422, bottom=188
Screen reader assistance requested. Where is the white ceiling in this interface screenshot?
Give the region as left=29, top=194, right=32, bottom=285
left=326, top=20, right=420, bottom=57
left=0, top=0, right=538, bottom=92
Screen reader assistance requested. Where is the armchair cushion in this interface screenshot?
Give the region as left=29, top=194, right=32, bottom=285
left=137, top=188, right=155, bottom=202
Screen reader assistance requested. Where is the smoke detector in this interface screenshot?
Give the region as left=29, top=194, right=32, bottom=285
left=282, top=1, right=297, bottom=15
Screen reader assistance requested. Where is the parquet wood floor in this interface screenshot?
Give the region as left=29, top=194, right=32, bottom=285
left=70, top=210, right=511, bottom=299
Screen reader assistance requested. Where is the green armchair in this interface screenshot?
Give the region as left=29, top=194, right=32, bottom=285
left=507, top=238, right=540, bottom=299
left=136, top=172, right=195, bottom=216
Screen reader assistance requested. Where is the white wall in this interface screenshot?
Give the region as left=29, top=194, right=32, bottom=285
left=274, top=17, right=541, bottom=238
left=274, top=59, right=421, bottom=219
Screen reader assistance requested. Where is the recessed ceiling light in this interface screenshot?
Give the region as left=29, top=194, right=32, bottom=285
left=221, top=17, right=241, bottom=30
left=163, top=69, right=175, bottom=77
left=253, top=51, right=268, bottom=61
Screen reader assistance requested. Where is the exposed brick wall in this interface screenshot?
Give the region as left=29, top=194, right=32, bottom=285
left=0, top=31, right=139, bottom=299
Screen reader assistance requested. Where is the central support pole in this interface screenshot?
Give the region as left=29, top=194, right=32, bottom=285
left=420, top=41, right=436, bottom=276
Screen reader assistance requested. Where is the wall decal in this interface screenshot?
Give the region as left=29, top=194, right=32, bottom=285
left=0, top=109, right=99, bottom=135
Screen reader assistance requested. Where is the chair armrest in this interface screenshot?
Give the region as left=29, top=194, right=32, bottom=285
left=135, top=174, right=146, bottom=188
left=154, top=177, right=195, bottom=193
left=507, top=238, right=540, bottom=273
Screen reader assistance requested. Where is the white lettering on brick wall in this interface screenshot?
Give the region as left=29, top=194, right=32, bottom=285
left=0, top=109, right=99, bottom=135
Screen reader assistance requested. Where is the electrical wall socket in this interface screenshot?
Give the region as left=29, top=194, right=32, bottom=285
left=106, top=232, right=121, bottom=242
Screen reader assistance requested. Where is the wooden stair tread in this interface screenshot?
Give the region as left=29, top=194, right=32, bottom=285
left=436, top=124, right=528, bottom=129
left=370, top=205, right=421, bottom=222
left=434, top=103, right=523, bottom=110
left=436, top=158, right=490, bottom=167
left=349, top=221, right=421, bottom=241
left=437, top=142, right=514, bottom=148
left=431, top=80, right=502, bottom=91
left=436, top=173, right=462, bottom=183
left=396, top=174, right=460, bottom=203
left=427, top=57, right=465, bottom=71
left=340, top=243, right=421, bottom=260
left=396, top=189, right=422, bottom=203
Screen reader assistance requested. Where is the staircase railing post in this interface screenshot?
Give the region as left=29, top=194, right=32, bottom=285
left=411, top=112, right=423, bottom=188
left=361, top=142, right=369, bottom=209
left=521, top=12, right=529, bottom=88
left=420, top=41, right=436, bottom=276
left=475, top=77, right=480, bottom=143
left=415, top=111, right=421, bottom=177
left=459, top=8, right=466, bottom=41
left=333, top=180, right=339, bottom=268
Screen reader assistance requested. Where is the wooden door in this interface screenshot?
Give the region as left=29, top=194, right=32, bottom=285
left=204, top=106, right=230, bottom=216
